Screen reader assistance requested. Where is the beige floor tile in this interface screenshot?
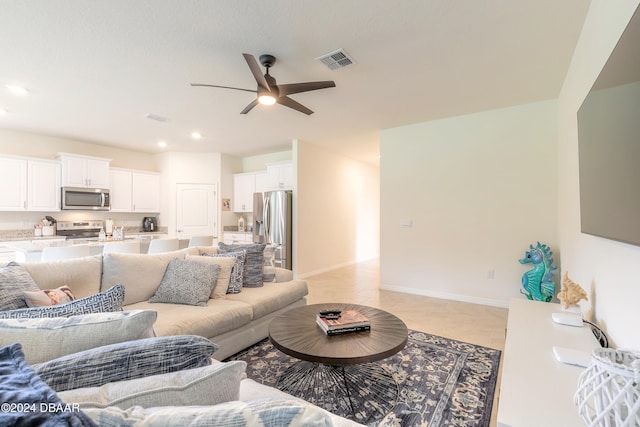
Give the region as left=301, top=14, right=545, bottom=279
left=303, top=258, right=508, bottom=427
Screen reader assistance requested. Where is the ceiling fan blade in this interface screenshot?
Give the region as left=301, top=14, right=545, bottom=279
left=190, top=83, right=256, bottom=94
left=242, top=53, right=271, bottom=92
left=277, top=96, right=314, bottom=115
left=240, top=99, right=259, bottom=115
left=276, top=81, right=335, bottom=97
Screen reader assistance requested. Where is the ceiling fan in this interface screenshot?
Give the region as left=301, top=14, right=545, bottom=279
left=191, top=53, right=336, bottom=115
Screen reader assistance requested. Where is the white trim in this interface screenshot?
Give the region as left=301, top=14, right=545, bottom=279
left=379, top=283, right=510, bottom=308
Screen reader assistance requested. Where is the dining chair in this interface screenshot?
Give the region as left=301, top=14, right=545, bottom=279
left=41, top=245, right=91, bottom=262
left=188, top=235, right=214, bottom=247
left=147, top=238, right=179, bottom=254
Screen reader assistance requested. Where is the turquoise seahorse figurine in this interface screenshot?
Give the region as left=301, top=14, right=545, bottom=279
left=519, top=242, right=557, bottom=302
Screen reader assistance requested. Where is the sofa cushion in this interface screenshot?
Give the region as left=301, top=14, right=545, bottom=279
left=58, top=361, right=246, bottom=409
left=20, top=255, right=102, bottom=299
left=0, top=343, right=97, bottom=427
left=0, top=262, right=41, bottom=311
left=186, top=254, right=236, bottom=299
left=82, top=398, right=333, bottom=427
left=201, top=251, right=246, bottom=294
left=125, top=299, right=253, bottom=339
left=218, top=243, right=266, bottom=288
left=0, top=309, right=157, bottom=364
left=226, top=280, right=309, bottom=320
left=23, top=285, right=75, bottom=307
left=102, top=252, right=189, bottom=305
left=33, top=335, right=218, bottom=392
left=149, top=258, right=220, bottom=306
left=0, top=284, right=125, bottom=319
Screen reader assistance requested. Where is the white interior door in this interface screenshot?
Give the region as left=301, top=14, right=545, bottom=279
left=176, top=183, right=217, bottom=238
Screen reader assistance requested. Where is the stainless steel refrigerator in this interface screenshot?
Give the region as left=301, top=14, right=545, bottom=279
left=253, top=190, right=292, bottom=270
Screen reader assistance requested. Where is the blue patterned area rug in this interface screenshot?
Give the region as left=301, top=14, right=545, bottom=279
left=226, top=330, right=501, bottom=426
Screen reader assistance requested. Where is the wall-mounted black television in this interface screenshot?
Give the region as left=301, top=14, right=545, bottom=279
left=578, top=4, right=640, bottom=247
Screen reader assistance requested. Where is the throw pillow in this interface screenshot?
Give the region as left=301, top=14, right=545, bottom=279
left=185, top=254, right=236, bottom=299
left=58, top=360, right=246, bottom=409
left=33, top=335, right=218, bottom=392
left=205, top=250, right=246, bottom=294
left=102, top=252, right=190, bottom=306
left=0, top=343, right=97, bottom=427
left=218, top=242, right=266, bottom=288
left=0, top=262, right=41, bottom=311
left=0, top=284, right=125, bottom=319
left=82, top=398, right=333, bottom=427
left=149, top=258, right=220, bottom=306
left=0, top=309, right=157, bottom=364
left=23, top=285, right=76, bottom=307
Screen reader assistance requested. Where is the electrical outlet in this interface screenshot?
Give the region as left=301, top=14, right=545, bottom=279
left=487, top=269, right=495, bottom=279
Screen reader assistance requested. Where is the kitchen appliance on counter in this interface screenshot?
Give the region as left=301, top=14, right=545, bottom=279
left=143, top=217, right=157, bottom=232
left=56, top=220, right=104, bottom=240
left=61, top=187, right=110, bottom=211
left=253, top=190, right=292, bottom=270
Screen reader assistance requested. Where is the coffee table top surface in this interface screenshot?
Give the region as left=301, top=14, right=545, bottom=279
left=269, top=303, right=408, bottom=365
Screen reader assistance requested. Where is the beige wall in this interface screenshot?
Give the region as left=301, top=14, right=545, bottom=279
left=0, top=128, right=157, bottom=171
left=558, top=0, right=640, bottom=349
left=294, top=140, right=379, bottom=277
left=380, top=100, right=558, bottom=307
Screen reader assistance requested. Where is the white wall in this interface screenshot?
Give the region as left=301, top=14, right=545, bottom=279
left=380, top=100, right=558, bottom=307
left=295, top=140, right=379, bottom=277
left=558, top=0, right=640, bottom=349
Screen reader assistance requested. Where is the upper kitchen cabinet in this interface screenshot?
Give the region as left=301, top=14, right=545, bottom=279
left=266, top=161, right=293, bottom=190
left=0, top=155, right=60, bottom=211
left=58, top=153, right=110, bottom=188
left=233, top=172, right=255, bottom=212
left=110, top=168, right=160, bottom=212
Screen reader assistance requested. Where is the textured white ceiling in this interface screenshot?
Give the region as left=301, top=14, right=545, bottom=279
left=0, top=1, right=590, bottom=165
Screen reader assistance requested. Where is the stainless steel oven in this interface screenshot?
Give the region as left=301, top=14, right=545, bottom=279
left=61, top=187, right=110, bottom=210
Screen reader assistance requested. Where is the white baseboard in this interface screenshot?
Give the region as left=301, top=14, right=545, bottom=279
left=379, top=283, right=510, bottom=308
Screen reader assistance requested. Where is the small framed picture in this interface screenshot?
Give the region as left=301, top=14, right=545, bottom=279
left=222, top=199, right=231, bottom=211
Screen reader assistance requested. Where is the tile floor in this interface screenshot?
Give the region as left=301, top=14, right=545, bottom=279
left=303, top=258, right=509, bottom=427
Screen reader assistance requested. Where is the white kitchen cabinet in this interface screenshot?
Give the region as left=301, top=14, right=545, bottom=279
left=233, top=173, right=256, bottom=212
left=254, top=171, right=269, bottom=193
left=0, top=156, right=28, bottom=210
left=266, top=161, right=293, bottom=190
left=27, top=159, right=61, bottom=211
left=58, top=153, right=110, bottom=188
left=223, top=232, right=253, bottom=244
left=109, top=168, right=160, bottom=212
left=0, top=156, right=60, bottom=212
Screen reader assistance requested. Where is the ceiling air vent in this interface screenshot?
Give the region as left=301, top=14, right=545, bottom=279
left=316, top=49, right=356, bottom=70
left=145, top=113, right=168, bottom=123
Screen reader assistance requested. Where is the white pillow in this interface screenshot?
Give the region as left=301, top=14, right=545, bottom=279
left=185, top=255, right=236, bottom=299
left=59, top=361, right=246, bottom=410
left=0, top=310, right=157, bottom=364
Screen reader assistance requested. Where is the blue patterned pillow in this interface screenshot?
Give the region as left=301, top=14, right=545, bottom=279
left=0, top=343, right=97, bottom=427
left=0, top=262, right=41, bottom=311
left=149, top=258, right=220, bottom=306
left=218, top=243, right=266, bottom=288
left=204, top=251, right=246, bottom=294
left=0, top=284, right=125, bottom=319
left=33, top=335, right=218, bottom=392
left=82, top=398, right=332, bottom=426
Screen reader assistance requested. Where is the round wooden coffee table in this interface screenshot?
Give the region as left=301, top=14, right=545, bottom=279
left=269, top=303, right=408, bottom=423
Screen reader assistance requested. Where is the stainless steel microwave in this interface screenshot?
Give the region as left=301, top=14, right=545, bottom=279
left=61, top=187, right=110, bottom=210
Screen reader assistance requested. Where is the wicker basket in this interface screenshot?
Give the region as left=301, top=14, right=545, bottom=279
left=574, top=348, right=640, bottom=427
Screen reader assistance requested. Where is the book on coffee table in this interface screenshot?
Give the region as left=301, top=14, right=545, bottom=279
left=316, top=310, right=371, bottom=335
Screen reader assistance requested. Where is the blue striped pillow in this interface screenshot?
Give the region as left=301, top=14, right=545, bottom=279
left=0, top=284, right=125, bottom=319
left=218, top=243, right=266, bottom=288
left=33, top=335, right=218, bottom=392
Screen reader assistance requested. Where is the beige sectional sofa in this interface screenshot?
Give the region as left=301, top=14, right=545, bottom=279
left=20, top=246, right=309, bottom=360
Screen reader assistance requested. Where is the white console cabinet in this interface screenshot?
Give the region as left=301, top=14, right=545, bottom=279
left=498, top=299, right=599, bottom=427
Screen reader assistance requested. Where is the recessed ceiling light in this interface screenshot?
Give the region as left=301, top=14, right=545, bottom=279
left=157, top=140, right=167, bottom=148
left=5, top=84, right=29, bottom=96
left=191, top=132, right=202, bottom=140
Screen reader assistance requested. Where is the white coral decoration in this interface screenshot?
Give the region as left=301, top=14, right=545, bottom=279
left=557, top=271, right=588, bottom=309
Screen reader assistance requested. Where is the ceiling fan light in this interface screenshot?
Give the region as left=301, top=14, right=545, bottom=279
left=258, top=94, right=276, bottom=106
